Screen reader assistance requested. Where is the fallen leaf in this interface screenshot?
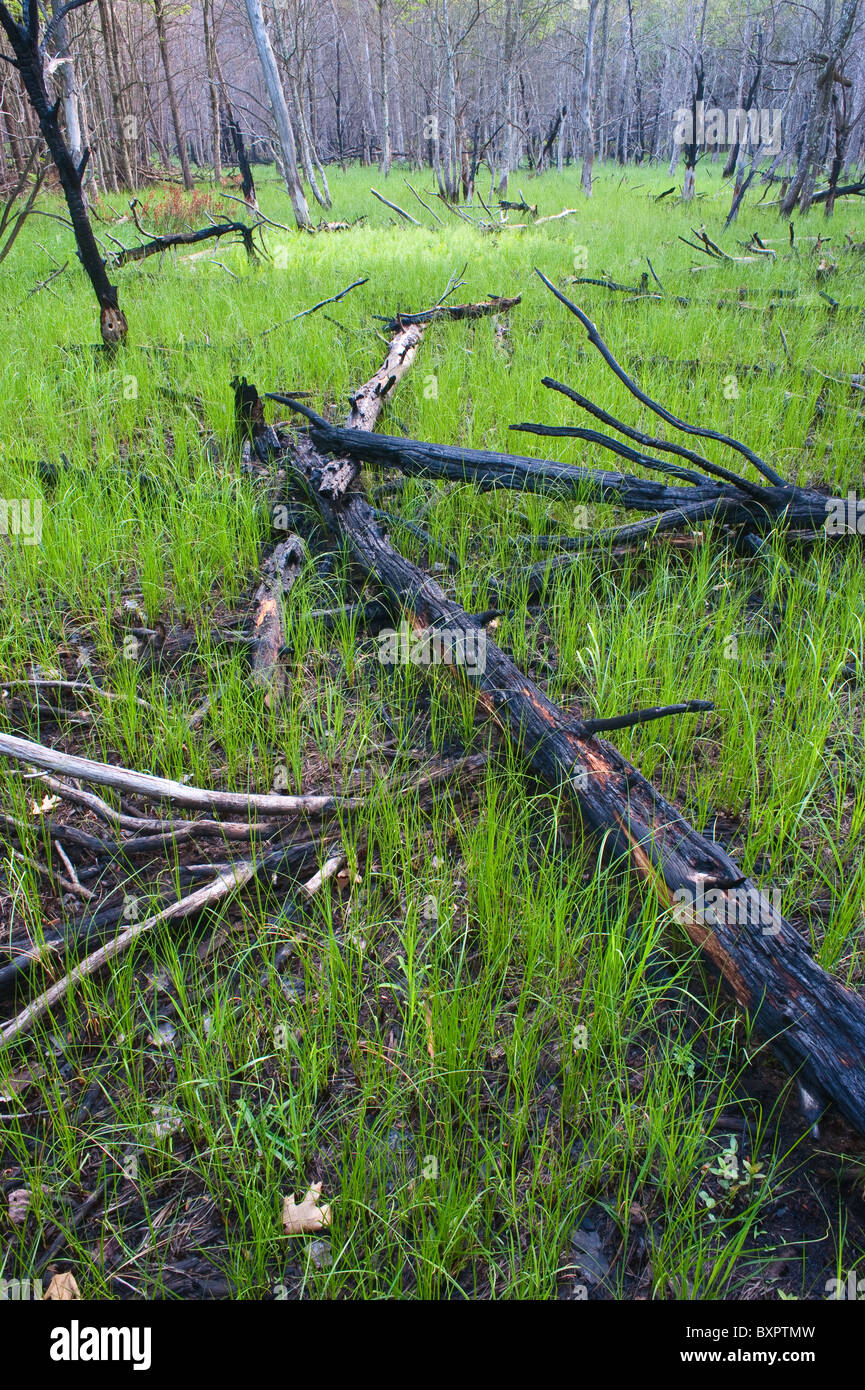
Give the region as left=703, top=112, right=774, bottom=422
left=44, top=1271, right=80, bottom=1300
left=282, top=1182, right=331, bottom=1234
left=31, top=795, right=60, bottom=817
left=7, top=1188, right=30, bottom=1226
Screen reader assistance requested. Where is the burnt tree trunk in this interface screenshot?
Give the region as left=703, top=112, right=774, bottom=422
left=260, top=312, right=865, bottom=1140
left=0, top=2, right=127, bottom=344
left=250, top=535, right=305, bottom=706
left=682, top=55, right=704, bottom=201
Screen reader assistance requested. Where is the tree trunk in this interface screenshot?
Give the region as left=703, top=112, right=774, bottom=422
left=270, top=10, right=330, bottom=209
left=243, top=0, right=311, bottom=227
left=96, top=0, right=135, bottom=189
left=377, top=0, right=391, bottom=174
left=625, top=0, right=643, bottom=160
left=780, top=0, right=860, bottom=217
left=0, top=6, right=127, bottom=343
left=48, top=0, right=83, bottom=172
left=0, top=75, right=29, bottom=175
left=153, top=0, right=193, bottom=190
left=202, top=0, right=221, bottom=181
left=580, top=0, right=600, bottom=195
left=723, top=6, right=752, bottom=177
left=682, top=55, right=704, bottom=201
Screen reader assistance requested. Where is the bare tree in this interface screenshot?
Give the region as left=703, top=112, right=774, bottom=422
left=202, top=0, right=221, bottom=180
left=0, top=0, right=127, bottom=343
left=152, top=0, right=194, bottom=189
left=781, top=0, right=861, bottom=215
left=243, top=0, right=312, bottom=226
left=579, top=0, right=600, bottom=195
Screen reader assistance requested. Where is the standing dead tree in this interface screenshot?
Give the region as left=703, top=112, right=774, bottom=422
left=579, top=0, right=601, bottom=195
left=0, top=0, right=128, bottom=344
left=682, top=54, right=704, bottom=201
left=152, top=0, right=194, bottom=192
left=0, top=141, right=44, bottom=263
left=536, top=105, right=565, bottom=172
left=780, top=0, right=861, bottom=216
left=219, top=94, right=257, bottom=212
left=243, top=0, right=311, bottom=228
left=822, top=64, right=865, bottom=215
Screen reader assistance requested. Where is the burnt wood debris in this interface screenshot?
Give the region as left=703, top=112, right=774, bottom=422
left=269, top=275, right=865, bottom=1140
left=2, top=273, right=864, bottom=1145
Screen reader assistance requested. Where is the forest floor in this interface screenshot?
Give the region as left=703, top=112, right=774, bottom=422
left=1, top=162, right=865, bottom=1299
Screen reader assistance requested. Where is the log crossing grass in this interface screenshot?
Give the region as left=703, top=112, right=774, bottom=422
left=0, top=163, right=864, bottom=1298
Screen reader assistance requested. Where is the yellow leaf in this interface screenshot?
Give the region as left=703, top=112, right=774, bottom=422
left=44, top=1271, right=80, bottom=1300
left=282, top=1183, right=331, bottom=1235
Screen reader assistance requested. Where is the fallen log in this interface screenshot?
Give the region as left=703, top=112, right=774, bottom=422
left=811, top=178, right=865, bottom=204
left=268, top=398, right=728, bottom=513
left=250, top=535, right=306, bottom=705
left=265, top=321, right=865, bottom=1140
left=110, top=216, right=257, bottom=266
left=526, top=376, right=769, bottom=497
left=347, top=323, right=426, bottom=433
left=275, top=400, right=853, bottom=543
left=374, top=294, right=521, bottom=332
left=269, top=321, right=428, bottom=503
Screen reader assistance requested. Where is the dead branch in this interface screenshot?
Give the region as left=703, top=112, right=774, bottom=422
left=374, top=294, right=520, bottom=332
left=109, top=216, right=258, bottom=266
left=0, top=732, right=357, bottom=816
left=0, top=847, right=353, bottom=1046
left=369, top=187, right=421, bottom=224
left=250, top=535, right=306, bottom=705
left=534, top=270, right=788, bottom=487
left=261, top=311, right=865, bottom=1140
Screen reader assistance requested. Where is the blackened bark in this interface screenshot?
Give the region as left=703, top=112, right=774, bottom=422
left=279, top=418, right=865, bottom=1141
left=0, top=3, right=127, bottom=343
left=220, top=96, right=257, bottom=211
left=682, top=55, right=704, bottom=200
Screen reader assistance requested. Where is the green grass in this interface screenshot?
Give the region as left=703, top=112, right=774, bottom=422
left=1, top=161, right=864, bottom=1299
